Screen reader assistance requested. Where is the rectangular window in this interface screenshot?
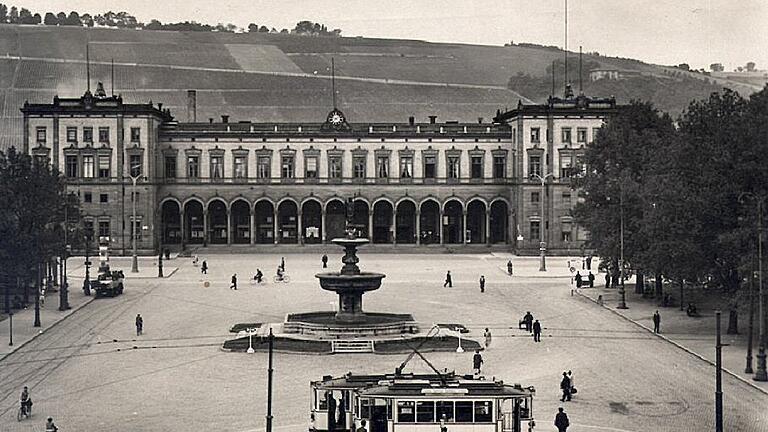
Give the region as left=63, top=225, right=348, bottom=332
left=400, top=156, right=413, bottom=178
left=560, top=153, right=574, bottom=178
left=36, top=127, right=46, bottom=144
left=83, top=192, right=92, bottom=203
left=98, top=127, right=110, bottom=144
left=353, top=156, right=366, bottom=179
left=234, top=155, right=247, bottom=179
left=210, top=155, right=223, bottom=179
left=493, top=156, right=506, bottom=179
left=130, top=127, right=141, bottom=143
left=455, top=401, right=474, bottom=423
left=99, top=193, right=108, bottom=203
left=82, top=155, right=94, bottom=178
left=397, top=401, right=415, bottom=423
left=531, top=191, right=540, bottom=203
left=281, top=156, right=294, bottom=179
left=424, top=155, right=436, bottom=178
left=474, top=401, right=492, bottom=423
left=258, top=156, right=271, bottom=179
left=65, top=155, right=78, bottom=177
left=530, top=127, right=540, bottom=143
left=376, top=156, right=389, bottom=178
left=447, top=155, right=460, bottom=179
left=562, top=127, right=572, bottom=144
left=416, top=401, right=435, bottom=423
left=130, top=220, right=142, bottom=240
left=98, top=221, right=110, bottom=237
left=329, top=156, right=342, bottom=179
left=164, top=156, right=176, bottom=179
left=129, top=154, right=142, bottom=177
left=66, top=127, right=77, bottom=143
left=304, top=156, right=317, bottom=178
left=528, top=154, right=542, bottom=178
left=530, top=221, right=541, bottom=240
left=436, top=401, right=454, bottom=422
left=592, top=127, right=600, bottom=142
left=562, top=191, right=571, bottom=201
left=471, top=155, right=483, bottom=179
left=577, top=128, right=587, bottom=143
left=562, top=221, right=573, bottom=242
left=576, top=153, right=586, bottom=174
left=98, top=155, right=110, bottom=178
left=83, top=127, right=93, bottom=143
left=83, top=220, right=94, bottom=237
left=187, top=156, right=199, bottom=178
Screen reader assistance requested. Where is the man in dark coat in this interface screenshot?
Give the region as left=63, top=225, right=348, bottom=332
left=586, top=254, right=593, bottom=270
left=587, top=272, right=595, bottom=288
left=532, top=320, right=542, bottom=342
left=444, top=271, right=452, bottom=288
left=560, top=372, right=572, bottom=402
left=575, top=272, right=582, bottom=288
left=554, top=407, right=569, bottom=432
left=135, top=314, right=143, bottom=336
left=201, top=260, right=208, bottom=274
left=473, top=350, right=483, bottom=374
left=230, top=273, right=238, bottom=290
left=605, top=271, right=611, bottom=288
left=479, top=275, right=485, bottom=293
left=653, top=310, right=661, bottom=333
left=523, top=311, right=534, bottom=332
left=322, top=254, right=328, bottom=268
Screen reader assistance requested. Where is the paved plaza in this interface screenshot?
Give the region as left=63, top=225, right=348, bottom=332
left=1, top=252, right=767, bottom=431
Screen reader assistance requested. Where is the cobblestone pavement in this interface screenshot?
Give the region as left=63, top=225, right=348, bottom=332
left=0, top=253, right=766, bottom=431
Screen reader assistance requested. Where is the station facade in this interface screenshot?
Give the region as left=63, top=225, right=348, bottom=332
left=21, top=87, right=618, bottom=255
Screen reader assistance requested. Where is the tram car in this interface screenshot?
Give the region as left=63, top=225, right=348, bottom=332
left=310, top=372, right=536, bottom=432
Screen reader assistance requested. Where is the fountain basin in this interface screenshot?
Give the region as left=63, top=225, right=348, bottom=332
left=284, top=311, right=419, bottom=338
left=316, top=272, right=385, bottom=293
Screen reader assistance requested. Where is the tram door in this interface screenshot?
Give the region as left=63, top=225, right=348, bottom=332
left=362, top=398, right=388, bottom=432
left=499, top=399, right=521, bottom=432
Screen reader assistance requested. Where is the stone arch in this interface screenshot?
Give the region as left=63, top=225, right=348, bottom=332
left=183, top=199, right=205, bottom=244
left=230, top=199, right=251, bottom=244
left=466, top=199, right=487, bottom=244
left=372, top=199, right=394, bottom=243
left=443, top=199, right=464, bottom=244
left=489, top=199, right=510, bottom=244
left=325, top=198, right=346, bottom=240
left=419, top=198, right=441, bottom=245
left=207, top=199, right=228, bottom=244
left=253, top=199, right=275, bottom=244
left=160, top=200, right=181, bottom=244
left=301, top=198, right=323, bottom=244
left=396, top=199, right=417, bottom=243
left=277, top=199, right=299, bottom=243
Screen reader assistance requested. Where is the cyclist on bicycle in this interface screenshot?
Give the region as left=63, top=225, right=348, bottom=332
left=45, top=416, right=58, bottom=431
left=254, top=269, right=263, bottom=283
left=20, top=386, right=31, bottom=416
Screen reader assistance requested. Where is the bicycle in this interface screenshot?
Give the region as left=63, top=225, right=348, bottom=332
left=17, top=401, right=31, bottom=421
left=273, top=274, right=291, bottom=283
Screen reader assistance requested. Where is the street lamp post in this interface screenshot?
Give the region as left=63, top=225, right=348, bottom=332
left=83, top=231, right=91, bottom=296
left=740, top=192, right=767, bottom=382
left=617, top=186, right=628, bottom=309
left=129, top=166, right=142, bottom=273
left=8, top=311, right=13, bottom=346
left=746, top=270, right=755, bottom=374
left=531, top=173, right=553, bottom=271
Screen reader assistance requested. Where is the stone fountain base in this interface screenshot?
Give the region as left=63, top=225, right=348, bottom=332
left=283, top=311, right=419, bottom=338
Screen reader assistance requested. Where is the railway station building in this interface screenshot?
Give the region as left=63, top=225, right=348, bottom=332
left=21, top=87, right=618, bottom=255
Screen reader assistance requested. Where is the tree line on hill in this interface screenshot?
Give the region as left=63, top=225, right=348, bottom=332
left=0, top=3, right=341, bottom=36
left=573, top=85, right=768, bottom=333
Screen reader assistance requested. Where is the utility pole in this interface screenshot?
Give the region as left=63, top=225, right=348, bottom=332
left=266, top=328, right=274, bottom=432
left=617, top=183, right=627, bottom=309
left=715, top=310, right=724, bottom=432
left=746, top=269, right=755, bottom=374
left=33, top=262, right=41, bottom=327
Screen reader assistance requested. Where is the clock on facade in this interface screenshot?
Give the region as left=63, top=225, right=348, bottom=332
left=327, top=109, right=345, bottom=126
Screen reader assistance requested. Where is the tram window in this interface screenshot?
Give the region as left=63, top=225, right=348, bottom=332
left=436, top=401, right=454, bottom=422
left=397, top=401, right=415, bottom=423
left=319, top=393, right=329, bottom=410
left=361, top=398, right=372, bottom=419
left=455, top=401, right=474, bottom=423
left=416, top=401, right=435, bottom=423
left=474, top=401, right=493, bottom=423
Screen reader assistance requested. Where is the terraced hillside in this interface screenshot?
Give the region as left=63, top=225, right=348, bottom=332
left=0, top=24, right=758, bottom=148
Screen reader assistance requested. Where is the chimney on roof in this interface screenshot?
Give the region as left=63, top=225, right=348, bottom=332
left=209, top=118, right=214, bottom=123
left=408, top=116, right=415, bottom=126
left=428, top=115, right=437, bottom=124
left=478, top=117, right=483, bottom=124
left=221, top=115, right=229, bottom=124
left=187, top=90, right=197, bottom=122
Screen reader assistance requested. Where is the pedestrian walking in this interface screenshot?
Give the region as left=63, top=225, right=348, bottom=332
left=322, top=254, right=328, bottom=269
left=135, top=314, right=143, bottom=336
left=479, top=275, right=485, bottom=293
left=472, top=350, right=483, bottom=375
left=586, top=254, right=593, bottom=270
left=507, top=260, right=513, bottom=275
left=567, top=370, right=576, bottom=396
left=230, top=273, right=238, bottom=290
left=532, top=319, right=542, bottom=342
left=484, top=328, right=492, bottom=348
left=587, top=272, right=595, bottom=287
left=605, top=271, right=610, bottom=288
left=443, top=271, right=452, bottom=288
left=575, top=271, right=582, bottom=288
left=39, top=286, right=45, bottom=308
left=524, top=311, right=534, bottom=332
left=560, top=372, right=572, bottom=402
left=201, top=260, right=208, bottom=274
left=653, top=310, right=661, bottom=333
left=554, top=407, right=570, bottom=432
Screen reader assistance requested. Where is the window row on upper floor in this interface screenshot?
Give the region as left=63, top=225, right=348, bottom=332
left=527, top=150, right=586, bottom=180
left=35, top=126, right=142, bottom=146
left=515, top=126, right=601, bottom=145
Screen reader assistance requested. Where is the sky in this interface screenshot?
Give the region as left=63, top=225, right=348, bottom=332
left=12, top=0, right=768, bottom=71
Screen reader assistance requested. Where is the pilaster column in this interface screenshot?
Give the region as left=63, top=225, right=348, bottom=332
left=462, top=211, right=468, bottom=245
left=485, top=208, right=491, bottom=245
left=321, top=210, right=327, bottom=244
left=298, top=211, right=303, bottom=245
left=249, top=210, right=255, bottom=245
left=180, top=210, right=186, bottom=247
left=439, top=209, right=444, bottom=245
left=392, top=208, right=397, bottom=245
left=203, top=210, right=209, bottom=246
left=226, top=210, right=232, bottom=246
left=416, top=210, right=421, bottom=245
left=273, top=208, right=279, bottom=244
left=368, top=211, right=373, bottom=241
